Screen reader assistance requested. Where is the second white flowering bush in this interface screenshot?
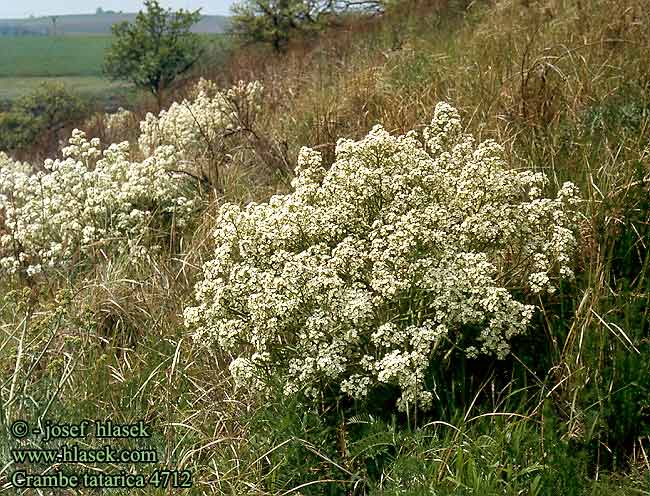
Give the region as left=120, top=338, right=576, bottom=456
left=185, top=102, right=580, bottom=411
left=0, top=130, right=195, bottom=275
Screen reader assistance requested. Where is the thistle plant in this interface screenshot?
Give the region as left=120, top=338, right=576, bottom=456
left=0, top=130, right=195, bottom=276
left=185, top=102, right=580, bottom=411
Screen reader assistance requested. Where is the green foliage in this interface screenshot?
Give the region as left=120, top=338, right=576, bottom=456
left=0, top=83, right=86, bottom=154
left=583, top=93, right=650, bottom=138
left=233, top=388, right=650, bottom=496
left=229, top=0, right=372, bottom=52
left=0, top=111, right=38, bottom=151
left=12, top=82, right=87, bottom=130
left=103, top=0, right=204, bottom=104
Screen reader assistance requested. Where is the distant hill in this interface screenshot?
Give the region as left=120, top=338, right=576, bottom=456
left=0, top=13, right=230, bottom=36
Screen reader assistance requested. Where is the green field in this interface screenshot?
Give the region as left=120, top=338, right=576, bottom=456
left=0, top=36, right=125, bottom=105
left=0, top=34, right=226, bottom=103
left=0, top=35, right=111, bottom=77
left=0, top=35, right=117, bottom=102
left=0, top=76, right=134, bottom=102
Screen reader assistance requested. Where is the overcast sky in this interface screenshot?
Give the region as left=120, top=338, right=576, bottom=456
left=0, top=1, right=234, bottom=19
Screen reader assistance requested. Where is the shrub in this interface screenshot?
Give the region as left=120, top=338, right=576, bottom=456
left=13, top=83, right=87, bottom=131
left=0, top=112, right=39, bottom=152
left=0, top=83, right=87, bottom=156
left=0, top=130, right=195, bottom=277
left=185, top=102, right=580, bottom=411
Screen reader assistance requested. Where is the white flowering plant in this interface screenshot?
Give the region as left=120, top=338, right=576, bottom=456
left=138, top=79, right=264, bottom=187
left=0, top=130, right=195, bottom=276
left=103, top=107, right=137, bottom=141
left=184, top=102, right=580, bottom=411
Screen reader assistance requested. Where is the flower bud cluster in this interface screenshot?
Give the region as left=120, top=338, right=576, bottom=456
left=185, top=102, right=580, bottom=411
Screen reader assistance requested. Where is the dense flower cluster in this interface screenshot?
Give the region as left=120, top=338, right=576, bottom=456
left=185, top=102, right=580, bottom=410
left=0, top=130, right=194, bottom=275
left=138, top=79, right=263, bottom=173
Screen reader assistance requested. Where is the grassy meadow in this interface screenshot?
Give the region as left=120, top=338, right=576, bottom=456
left=0, top=32, right=228, bottom=103
left=0, top=76, right=129, bottom=101
left=0, top=35, right=112, bottom=77
left=0, top=34, right=128, bottom=106
left=1, top=0, right=649, bottom=495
